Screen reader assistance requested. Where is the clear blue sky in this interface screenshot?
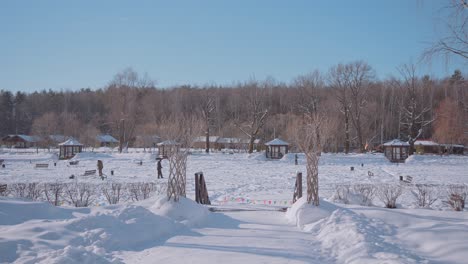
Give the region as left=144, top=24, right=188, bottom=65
left=0, top=0, right=465, bottom=92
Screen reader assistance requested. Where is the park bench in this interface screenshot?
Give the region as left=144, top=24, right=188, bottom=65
left=0, top=184, right=7, bottom=195
left=400, top=175, right=413, bottom=184
left=35, top=163, right=49, bottom=168
left=368, top=171, right=374, bottom=177
left=83, top=170, right=96, bottom=176
left=69, top=160, right=79, bottom=165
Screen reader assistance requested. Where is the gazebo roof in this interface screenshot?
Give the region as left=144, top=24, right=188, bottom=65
left=58, top=138, right=83, bottom=146
left=383, top=139, right=409, bottom=147
left=157, top=140, right=180, bottom=146
left=265, top=138, right=289, bottom=146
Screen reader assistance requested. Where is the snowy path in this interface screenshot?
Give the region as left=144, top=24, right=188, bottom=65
left=120, top=210, right=333, bottom=264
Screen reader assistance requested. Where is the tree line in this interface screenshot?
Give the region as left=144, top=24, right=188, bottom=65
left=0, top=63, right=466, bottom=152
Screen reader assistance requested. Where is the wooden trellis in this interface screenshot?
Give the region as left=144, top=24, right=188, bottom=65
left=293, top=172, right=302, bottom=203
left=167, top=151, right=188, bottom=202
left=195, top=172, right=211, bottom=205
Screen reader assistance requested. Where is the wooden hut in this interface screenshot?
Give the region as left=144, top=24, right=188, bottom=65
left=96, top=134, right=119, bottom=147
left=1, top=135, right=41, bottom=148
left=265, top=138, right=289, bottom=159
left=157, top=140, right=180, bottom=158
left=383, top=139, right=409, bottom=163
left=58, top=138, right=83, bottom=159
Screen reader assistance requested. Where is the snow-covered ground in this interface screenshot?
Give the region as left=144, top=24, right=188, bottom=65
left=1, top=149, right=467, bottom=263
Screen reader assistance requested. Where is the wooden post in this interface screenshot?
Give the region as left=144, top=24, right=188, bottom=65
left=293, top=172, right=302, bottom=203
left=195, top=172, right=211, bottom=205
left=195, top=172, right=200, bottom=203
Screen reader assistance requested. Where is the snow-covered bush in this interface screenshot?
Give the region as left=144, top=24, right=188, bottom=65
left=10, top=183, right=27, bottom=198
left=9, top=183, right=42, bottom=200
left=26, top=182, right=43, bottom=201
left=127, top=182, right=165, bottom=201
left=411, top=184, right=439, bottom=208
left=332, top=184, right=351, bottom=204
left=101, top=182, right=123, bottom=205
left=64, top=182, right=95, bottom=207
left=353, top=184, right=377, bottom=206
left=44, top=182, right=64, bottom=206
left=444, top=185, right=467, bottom=211
left=377, top=184, right=403, bottom=208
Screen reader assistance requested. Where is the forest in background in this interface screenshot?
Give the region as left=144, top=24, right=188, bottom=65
left=0, top=61, right=466, bottom=153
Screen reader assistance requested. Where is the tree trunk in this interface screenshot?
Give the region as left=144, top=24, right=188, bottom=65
left=248, top=136, right=255, bottom=154
left=205, top=128, right=210, bottom=153
left=344, top=109, right=350, bottom=154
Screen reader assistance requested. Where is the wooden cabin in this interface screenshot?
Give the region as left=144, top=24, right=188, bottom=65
left=96, top=134, right=119, bottom=147
left=157, top=140, right=180, bottom=158
left=265, top=138, right=289, bottom=159
left=58, top=138, right=83, bottom=159
left=1, top=135, right=41, bottom=148
left=383, top=139, right=409, bottom=163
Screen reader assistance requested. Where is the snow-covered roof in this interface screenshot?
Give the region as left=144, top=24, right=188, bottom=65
left=194, top=136, right=220, bottom=143
left=157, top=140, right=180, bottom=146
left=3, top=134, right=41, bottom=143
left=414, top=140, right=439, bottom=146
left=440, top=143, right=465, bottom=148
left=58, top=138, right=83, bottom=146
left=383, top=139, right=409, bottom=146
left=96, top=134, right=119, bottom=143
left=265, top=138, right=289, bottom=146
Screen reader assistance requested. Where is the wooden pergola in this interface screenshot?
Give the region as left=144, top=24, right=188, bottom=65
left=58, top=138, right=83, bottom=160
left=265, top=138, right=289, bottom=159
left=157, top=140, right=180, bottom=158
left=383, top=139, right=409, bottom=163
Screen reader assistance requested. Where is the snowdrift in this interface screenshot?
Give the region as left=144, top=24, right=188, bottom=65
left=0, top=196, right=208, bottom=263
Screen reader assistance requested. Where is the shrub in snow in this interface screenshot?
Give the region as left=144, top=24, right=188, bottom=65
left=128, top=182, right=166, bottom=202
left=26, top=182, right=43, bottom=201
left=444, top=185, right=467, bottom=211
left=64, top=182, right=95, bottom=207
left=44, top=182, right=64, bottom=206
left=352, top=184, right=377, bottom=206
left=377, top=184, right=403, bottom=208
left=332, top=184, right=351, bottom=204
left=10, top=183, right=27, bottom=198
left=101, top=182, right=123, bottom=204
left=411, top=184, right=439, bottom=208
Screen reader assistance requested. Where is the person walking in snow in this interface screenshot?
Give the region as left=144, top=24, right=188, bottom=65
left=157, top=158, right=163, bottom=179
left=97, top=160, right=104, bottom=177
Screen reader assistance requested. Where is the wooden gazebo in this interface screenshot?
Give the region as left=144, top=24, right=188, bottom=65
left=58, top=138, right=83, bottom=159
left=265, top=138, right=289, bottom=159
left=157, top=140, right=180, bottom=158
left=383, top=139, right=409, bottom=163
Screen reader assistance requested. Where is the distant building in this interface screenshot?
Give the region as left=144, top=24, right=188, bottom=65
left=96, top=134, right=119, bottom=147
left=216, top=137, right=262, bottom=151
left=415, top=140, right=464, bottom=155
left=58, top=138, right=83, bottom=159
left=157, top=140, right=180, bottom=158
left=193, top=136, right=220, bottom=150
left=265, top=138, right=289, bottom=159
left=1, top=135, right=41, bottom=148
left=383, top=139, right=409, bottom=163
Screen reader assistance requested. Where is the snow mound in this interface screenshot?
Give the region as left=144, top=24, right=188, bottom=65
left=307, top=208, right=426, bottom=264
left=0, top=197, right=79, bottom=225
left=285, top=197, right=339, bottom=226
left=0, top=198, right=197, bottom=263
left=148, top=196, right=211, bottom=227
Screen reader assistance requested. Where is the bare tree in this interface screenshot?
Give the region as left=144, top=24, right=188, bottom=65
left=394, top=64, right=434, bottom=155
left=422, top=1, right=467, bottom=61
left=412, top=184, right=439, bottom=208
left=200, top=89, right=216, bottom=153
left=329, top=64, right=352, bottom=153
left=234, top=82, right=269, bottom=154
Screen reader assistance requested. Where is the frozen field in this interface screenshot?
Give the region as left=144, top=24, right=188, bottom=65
left=1, top=149, right=468, bottom=263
